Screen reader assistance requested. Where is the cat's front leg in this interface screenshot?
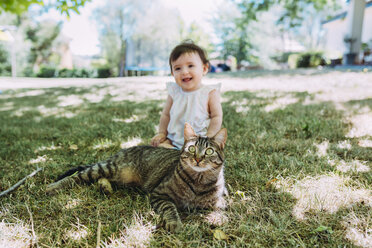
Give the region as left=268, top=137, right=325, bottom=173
left=150, top=195, right=182, bottom=233
left=214, top=196, right=227, bottom=210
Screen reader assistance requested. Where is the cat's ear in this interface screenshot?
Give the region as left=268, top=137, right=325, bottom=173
left=213, top=128, right=227, bottom=149
left=184, top=123, right=197, bottom=140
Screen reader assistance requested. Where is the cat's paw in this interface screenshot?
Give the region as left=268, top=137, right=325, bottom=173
left=165, top=219, right=183, bottom=233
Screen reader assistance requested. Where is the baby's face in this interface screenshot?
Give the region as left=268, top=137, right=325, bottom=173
left=171, top=52, right=208, bottom=92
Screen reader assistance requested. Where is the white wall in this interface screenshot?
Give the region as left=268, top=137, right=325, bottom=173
left=322, top=5, right=372, bottom=59
left=362, top=7, right=372, bottom=42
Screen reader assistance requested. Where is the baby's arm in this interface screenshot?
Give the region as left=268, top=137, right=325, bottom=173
left=151, top=95, right=173, bottom=147
left=206, top=89, right=223, bottom=137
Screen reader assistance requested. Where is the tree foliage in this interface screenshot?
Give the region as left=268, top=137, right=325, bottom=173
left=25, top=20, right=62, bottom=71
left=93, top=0, right=152, bottom=76
left=0, top=0, right=91, bottom=16
left=93, top=0, right=211, bottom=75
left=0, top=43, right=11, bottom=76
left=236, top=0, right=340, bottom=27
left=214, top=0, right=342, bottom=66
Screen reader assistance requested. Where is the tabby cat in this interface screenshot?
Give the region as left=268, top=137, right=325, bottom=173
left=46, top=123, right=227, bottom=232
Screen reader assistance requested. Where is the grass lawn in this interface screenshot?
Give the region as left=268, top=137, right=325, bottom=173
left=0, top=70, right=371, bottom=247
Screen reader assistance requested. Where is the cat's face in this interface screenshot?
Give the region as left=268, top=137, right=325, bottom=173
left=181, top=123, right=227, bottom=172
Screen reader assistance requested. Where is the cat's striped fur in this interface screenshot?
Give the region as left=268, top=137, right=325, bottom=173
left=46, top=123, right=227, bottom=232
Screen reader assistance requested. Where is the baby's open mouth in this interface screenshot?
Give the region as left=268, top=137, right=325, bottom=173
left=182, top=77, right=192, bottom=82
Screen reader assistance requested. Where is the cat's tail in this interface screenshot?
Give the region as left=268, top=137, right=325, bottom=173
left=56, top=165, right=88, bottom=181
left=46, top=161, right=114, bottom=194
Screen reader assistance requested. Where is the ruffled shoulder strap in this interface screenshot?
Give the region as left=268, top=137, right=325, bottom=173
left=166, top=82, right=180, bottom=98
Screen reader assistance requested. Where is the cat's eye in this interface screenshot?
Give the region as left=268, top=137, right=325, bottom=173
left=188, top=145, right=196, bottom=153
left=205, top=148, right=214, bottom=155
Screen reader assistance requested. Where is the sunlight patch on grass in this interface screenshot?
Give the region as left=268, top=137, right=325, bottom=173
left=12, top=107, right=32, bottom=117
left=314, top=140, right=329, bottom=157
left=120, top=137, right=143, bottom=149
left=108, top=82, right=167, bottom=103
left=82, top=92, right=107, bottom=103
left=264, top=95, right=298, bottom=112
left=57, top=95, right=84, bottom=107
left=64, top=220, right=89, bottom=241
left=13, top=89, right=46, bottom=98
left=0, top=220, right=36, bottom=248
left=337, top=140, right=352, bottom=150
left=346, top=113, right=372, bottom=138
left=64, top=199, right=82, bottom=210
left=29, top=155, right=51, bottom=164
left=343, top=212, right=372, bottom=248
left=235, top=105, right=250, bottom=113
left=328, top=159, right=370, bottom=173
left=9, top=104, right=76, bottom=119
left=348, top=104, right=371, bottom=115
left=230, top=99, right=251, bottom=113
left=255, top=91, right=277, bottom=98
left=275, top=175, right=372, bottom=220
left=358, top=139, right=372, bottom=148
left=102, top=214, right=153, bottom=248
left=113, top=114, right=145, bottom=123
left=0, top=102, right=14, bottom=112
left=37, top=105, right=76, bottom=118
left=221, top=96, right=230, bottom=103
left=93, top=139, right=115, bottom=150
left=34, top=144, right=62, bottom=153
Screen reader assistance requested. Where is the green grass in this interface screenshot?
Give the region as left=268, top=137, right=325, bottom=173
left=0, top=77, right=371, bottom=247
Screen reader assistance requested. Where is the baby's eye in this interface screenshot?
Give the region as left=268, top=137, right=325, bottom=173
left=188, top=64, right=194, bottom=68
left=205, top=148, right=214, bottom=155
left=188, top=145, right=196, bottom=153
left=174, top=67, right=180, bottom=71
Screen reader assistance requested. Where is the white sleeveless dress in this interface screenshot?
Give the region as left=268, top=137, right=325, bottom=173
left=166, top=82, right=221, bottom=149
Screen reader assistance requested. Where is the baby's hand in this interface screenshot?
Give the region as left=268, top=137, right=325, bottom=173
left=151, top=133, right=167, bottom=147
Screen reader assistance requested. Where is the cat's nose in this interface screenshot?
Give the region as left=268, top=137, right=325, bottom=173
left=195, top=158, right=200, bottom=163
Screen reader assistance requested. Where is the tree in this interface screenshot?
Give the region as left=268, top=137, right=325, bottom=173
left=93, top=0, right=152, bottom=76
left=25, top=20, right=62, bottom=71
left=235, top=0, right=341, bottom=28
left=180, top=22, right=214, bottom=55
left=0, top=0, right=90, bottom=16
left=213, top=1, right=255, bottom=65
left=129, top=5, right=181, bottom=70
left=0, top=43, right=11, bottom=76
left=94, top=0, right=185, bottom=76
left=214, top=0, right=343, bottom=67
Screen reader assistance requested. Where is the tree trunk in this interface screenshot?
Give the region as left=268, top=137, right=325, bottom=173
left=119, top=39, right=126, bottom=77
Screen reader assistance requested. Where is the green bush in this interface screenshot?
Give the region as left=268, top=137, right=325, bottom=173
left=37, top=67, right=56, bottom=78
left=97, top=67, right=112, bottom=78
left=58, top=68, right=76, bottom=77
left=295, top=51, right=326, bottom=68
left=57, top=68, right=94, bottom=78
left=22, top=67, right=35, bottom=77
left=273, top=52, right=299, bottom=64
left=0, top=64, right=11, bottom=76
left=288, top=54, right=300, bottom=69
left=80, top=68, right=93, bottom=78
left=0, top=45, right=11, bottom=76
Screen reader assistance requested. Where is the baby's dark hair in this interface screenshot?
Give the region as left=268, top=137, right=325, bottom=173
left=169, top=40, right=209, bottom=72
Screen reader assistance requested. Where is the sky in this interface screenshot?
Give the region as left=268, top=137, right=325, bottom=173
left=40, top=0, right=222, bottom=56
